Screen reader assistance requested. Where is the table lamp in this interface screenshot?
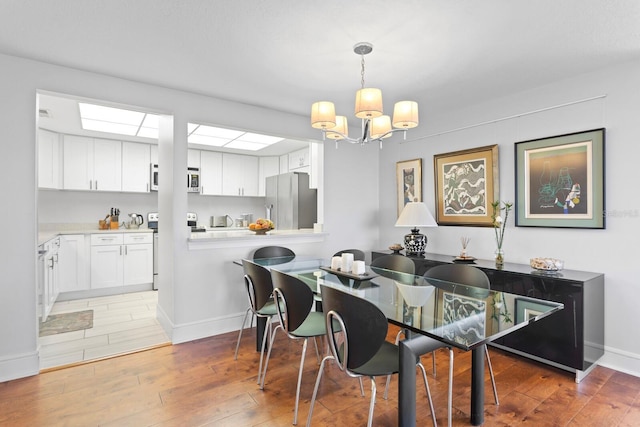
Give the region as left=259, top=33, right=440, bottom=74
left=395, top=202, right=437, bottom=256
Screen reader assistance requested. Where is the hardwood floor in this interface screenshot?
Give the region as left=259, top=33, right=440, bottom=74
left=4, top=324, right=640, bottom=426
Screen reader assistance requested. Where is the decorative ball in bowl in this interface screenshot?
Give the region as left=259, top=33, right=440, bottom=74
left=530, top=257, right=564, bottom=271
left=388, top=243, right=404, bottom=254
left=249, top=218, right=274, bottom=235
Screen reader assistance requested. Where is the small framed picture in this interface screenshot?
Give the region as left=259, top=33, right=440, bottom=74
left=433, top=145, right=499, bottom=226
left=396, top=158, right=422, bottom=216
left=515, top=128, right=605, bottom=229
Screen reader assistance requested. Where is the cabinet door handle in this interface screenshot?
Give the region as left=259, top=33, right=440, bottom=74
left=89, top=180, right=92, bottom=190
left=125, top=246, right=128, bottom=255
left=120, top=246, right=122, bottom=256
left=95, top=180, right=98, bottom=190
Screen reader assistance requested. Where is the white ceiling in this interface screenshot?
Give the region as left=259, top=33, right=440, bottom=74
left=3, top=1, right=640, bottom=144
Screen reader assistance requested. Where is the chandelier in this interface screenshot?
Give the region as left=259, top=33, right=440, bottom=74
left=310, top=42, right=419, bottom=148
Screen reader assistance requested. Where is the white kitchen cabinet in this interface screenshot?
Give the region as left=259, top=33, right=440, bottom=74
left=279, top=154, right=289, bottom=174
left=258, top=156, right=279, bottom=196
left=122, top=141, right=151, bottom=192
left=90, top=234, right=124, bottom=289
left=123, top=234, right=153, bottom=285
left=188, top=149, right=201, bottom=169
left=200, top=150, right=223, bottom=195
left=222, top=153, right=258, bottom=196
left=42, top=237, right=61, bottom=321
left=288, top=146, right=310, bottom=171
left=38, top=129, right=61, bottom=189
left=63, top=135, right=122, bottom=191
left=90, top=233, right=153, bottom=289
left=59, top=234, right=89, bottom=293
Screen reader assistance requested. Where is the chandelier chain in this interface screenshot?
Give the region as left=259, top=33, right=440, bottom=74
left=360, top=54, right=366, bottom=89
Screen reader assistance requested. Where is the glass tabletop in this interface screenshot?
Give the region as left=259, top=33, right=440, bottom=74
left=247, top=256, right=564, bottom=351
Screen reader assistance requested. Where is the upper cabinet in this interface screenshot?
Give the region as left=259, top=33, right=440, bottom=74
left=200, top=151, right=223, bottom=195
left=288, top=147, right=310, bottom=173
left=63, top=135, right=122, bottom=191
left=122, top=141, right=151, bottom=192
left=222, top=153, right=258, bottom=196
left=38, top=129, right=61, bottom=189
left=258, top=157, right=280, bottom=196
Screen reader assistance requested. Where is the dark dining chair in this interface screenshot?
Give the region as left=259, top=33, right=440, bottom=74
left=234, top=260, right=281, bottom=385
left=423, top=264, right=500, bottom=426
left=370, top=254, right=416, bottom=285
left=261, top=269, right=327, bottom=425
left=333, top=248, right=366, bottom=261
left=253, top=245, right=295, bottom=263
left=306, top=285, right=437, bottom=427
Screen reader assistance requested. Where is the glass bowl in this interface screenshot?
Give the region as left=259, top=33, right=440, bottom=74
left=530, top=257, right=564, bottom=271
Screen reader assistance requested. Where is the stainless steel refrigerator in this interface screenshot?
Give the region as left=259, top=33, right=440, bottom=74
left=265, top=172, right=317, bottom=230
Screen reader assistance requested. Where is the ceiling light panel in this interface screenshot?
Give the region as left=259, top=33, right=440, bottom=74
left=79, top=103, right=144, bottom=125
left=224, top=140, right=268, bottom=151
left=238, top=132, right=284, bottom=145
left=187, top=134, right=229, bottom=147
left=192, top=124, right=244, bottom=139
left=81, top=118, right=139, bottom=136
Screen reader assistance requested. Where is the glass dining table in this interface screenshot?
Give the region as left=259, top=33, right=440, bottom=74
left=245, top=256, right=564, bottom=426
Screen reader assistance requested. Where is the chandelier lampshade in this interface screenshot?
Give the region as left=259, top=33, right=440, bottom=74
left=311, top=101, right=336, bottom=129
left=370, top=115, right=392, bottom=140
left=393, top=101, right=419, bottom=129
left=325, top=115, right=348, bottom=140
left=354, top=88, right=383, bottom=119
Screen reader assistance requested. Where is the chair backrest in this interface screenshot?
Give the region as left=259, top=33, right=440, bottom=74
left=253, top=246, right=296, bottom=264
left=423, top=264, right=490, bottom=298
left=242, top=260, right=275, bottom=312
left=270, top=269, right=314, bottom=334
left=370, top=254, right=416, bottom=285
left=333, top=249, right=365, bottom=261
left=321, top=285, right=388, bottom=371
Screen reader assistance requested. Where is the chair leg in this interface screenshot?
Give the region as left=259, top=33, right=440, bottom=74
left=359, top=377, right=365, bottom=396
left=256, top=316, right=272, bottom=385
left=432, top=350, right=437, bottom=377
left=417, top=362, right=437, bottom=426
left=259, top=324, right=281, bottom=390
left=306, top=355, right=333, bottom=427
left=485, top=345, right=499, bottom=405
left=367, top=377, right=377, bottom=427
left=234, top=308, right=251, bottom=360
left=293, top=338, right=309, bottom=425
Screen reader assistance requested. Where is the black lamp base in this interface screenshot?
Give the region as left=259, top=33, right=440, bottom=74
left=404, top=227, right=427, bottom=256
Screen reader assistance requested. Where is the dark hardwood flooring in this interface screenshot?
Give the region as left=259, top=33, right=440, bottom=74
left=1, top=324, right=640, bottom=426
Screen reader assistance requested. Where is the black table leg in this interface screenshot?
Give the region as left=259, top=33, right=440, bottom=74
left=399, top=335, right=441, bottom=427
left=256, top=317, right=266, bottom=352
left=470, top=345, right=485, bottom=425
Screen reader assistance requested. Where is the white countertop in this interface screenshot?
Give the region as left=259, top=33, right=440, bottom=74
left=38, top=226, right=153, bottom=246
left=188, top=228, right=327, bottom=250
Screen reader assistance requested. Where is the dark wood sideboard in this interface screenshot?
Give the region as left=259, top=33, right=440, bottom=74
left=372, top=251, right=605, bottom=382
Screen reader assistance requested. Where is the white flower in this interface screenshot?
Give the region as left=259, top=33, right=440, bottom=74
left=495, top=216, right=503, bottom=224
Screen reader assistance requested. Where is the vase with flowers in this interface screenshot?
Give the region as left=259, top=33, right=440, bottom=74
left=491, top=200, right=513, bottom=268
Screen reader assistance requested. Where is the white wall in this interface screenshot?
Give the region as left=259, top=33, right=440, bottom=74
left=378, top=59, right=640, bottom=376
left=0, top=52, right=378, bottom=381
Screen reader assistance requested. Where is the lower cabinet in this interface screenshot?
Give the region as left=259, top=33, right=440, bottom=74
left=59, top=234, right=89, bottom=292
left=90, top=233, right=153, bottom=289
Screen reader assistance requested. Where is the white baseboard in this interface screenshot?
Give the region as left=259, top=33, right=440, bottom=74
left=599, top=345, right=640, bottom=378
left=0, top=350, right=40, bottom=382
left=156, top=305, right=245, bottom=345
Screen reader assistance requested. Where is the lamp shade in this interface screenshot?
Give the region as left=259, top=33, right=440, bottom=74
left=325, top=115, right=348, bottom=140
left=311, top=101, right=336, bottom=129
left=395, top=202, right=437, bottom=227
left=370, top=115, right=392, bottom=139
left=354, top=87, right=383, bottom=119
left=392, top=101, right=419, bottom=129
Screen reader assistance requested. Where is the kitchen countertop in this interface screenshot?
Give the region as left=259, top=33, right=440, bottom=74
left=38, top=226, right=153, bottom=246
left=188, top=228, right=327, bottom=250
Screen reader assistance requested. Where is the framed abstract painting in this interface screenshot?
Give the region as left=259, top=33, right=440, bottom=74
left=396, top=158, right=423, bottom=216
left=433, top=145, right=499, bottom=226
left=515, top=128, right=605, bottom=229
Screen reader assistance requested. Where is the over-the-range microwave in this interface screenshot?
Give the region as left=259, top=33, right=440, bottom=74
left=149, top=164, right=201, bottom=193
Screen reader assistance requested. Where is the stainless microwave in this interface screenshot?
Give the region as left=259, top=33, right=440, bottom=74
left=187, top=167, right=200, bottom=193
left=150, top=164, right=159, bottom=191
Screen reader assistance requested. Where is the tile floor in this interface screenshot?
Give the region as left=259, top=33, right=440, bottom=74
left=39, top=290, right=170, bottom=370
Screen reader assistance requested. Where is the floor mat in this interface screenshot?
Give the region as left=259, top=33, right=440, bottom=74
left=39, top=310, right=94, bottom=337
